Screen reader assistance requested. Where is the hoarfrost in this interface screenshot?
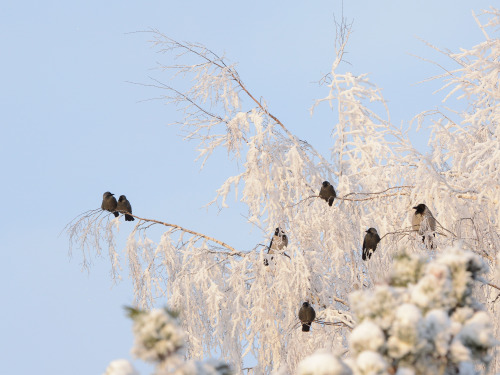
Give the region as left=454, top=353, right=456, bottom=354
left=350, top=321, right=385, bottom=354
left=68, top=8, right=500, bottom=375
left=297, top=350, right=352, bottom=375
left=130, top=309, right=185, bottom=363
left=102, top=359, right=139, bottom=375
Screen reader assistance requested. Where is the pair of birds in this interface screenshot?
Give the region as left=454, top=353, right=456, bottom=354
left=101, top=191, right=134, bottom=221
left=318, top=179, right=382, bottom=261
left=361, top=203, right=437, bottom=261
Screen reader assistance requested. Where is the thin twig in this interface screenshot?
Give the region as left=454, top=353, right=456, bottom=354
left=485, top=282, right=500, bottom=292
left=285, top=195, right=317, bottom=208
left=338, top=192, right=411, bottom=202
left=341, top=185, right=414, bottom=198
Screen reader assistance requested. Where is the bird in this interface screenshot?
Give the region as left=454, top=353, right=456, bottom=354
left=298, top=302, right=316, bottom=332
left=101, top=192, right=119, bottom=217
left=264, top=228, right=288, bottom=266
left=319, top=181, right=336, bottom=206
left=412, top=203, right=436, bottom=249
left=362, top=228, right=381, bottom=261
left=117, top=195, right=134, bottom=221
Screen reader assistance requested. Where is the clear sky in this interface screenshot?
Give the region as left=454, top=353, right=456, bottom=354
left=0, top=1, right=495, bottom=373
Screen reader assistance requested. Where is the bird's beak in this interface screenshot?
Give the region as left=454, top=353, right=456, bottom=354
left=412, top=206, right=417, bottom=209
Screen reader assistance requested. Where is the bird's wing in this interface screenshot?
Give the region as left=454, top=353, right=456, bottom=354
left=319, top=187, right=325, bottom=199
left=428, top=215, right=436, bottom=231
left=328, top=185, right=336, bottom=197
left=412, top=213, right=422, bottom=231
left=298, top=308, right=305, bottom=321
left=420, top=214, right=436, bottom=234
left=268, top=237, right=275, bottom=253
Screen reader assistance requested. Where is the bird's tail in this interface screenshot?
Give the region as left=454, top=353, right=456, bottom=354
left=427, top=234, right=435, bottom=249
left=362, top=250, right=367, bottom=261
left=328, top=197, right=334, bottom=207
left=302, top=324, right=311, bottom=332
left=113, top=212, right=119, bottom=217
left=125, top=214, right=135, bottom=221
left=422, top=233, right=436, bottom=249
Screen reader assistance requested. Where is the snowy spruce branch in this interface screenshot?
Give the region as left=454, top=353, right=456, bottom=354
left=296, top=247, right=498, bottom=375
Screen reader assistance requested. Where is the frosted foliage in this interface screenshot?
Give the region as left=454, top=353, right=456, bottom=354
left=423, top=310, right=452, bottom=356
left=171, top=359, right=232, bottom=375
left=350, top=287, right=402, bottom=331
left=347, top=246, right=495, bottom=374
left=411, top=263, right=455, bottom=311
left=123, top=307, right=233, bottom=375
left=350, top=322, right=385, bottom=354
left=103, top=360, right=139, bottom=375
left=387, top=304, right=423, bottom=359
left=353, top=351, right=388, bottom=375
left=131, top=309, right=185, bottom=363
left=457, top=312, right=497, bottom=360
left=298, top=246, right=496, bottom=375
left=297, top=350, right=352, bottom=375
left=389, top=253, right=425, bottom=287
left=70, top=8, right=500, bottom=375
left=394, top=368, right=415, bottom=375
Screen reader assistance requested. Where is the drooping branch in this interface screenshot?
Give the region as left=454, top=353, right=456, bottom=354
left=65, top=208, right=244, bottom=273
left=125, top=212, right=241, bottom=254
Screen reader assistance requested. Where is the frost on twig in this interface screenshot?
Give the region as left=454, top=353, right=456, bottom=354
left=117, top=306, right=232, bottom=375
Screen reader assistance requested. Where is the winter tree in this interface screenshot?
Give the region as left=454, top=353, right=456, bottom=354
left=67, top=7, right=500, bottom=375
left=104, top=247, right=497, bottom=375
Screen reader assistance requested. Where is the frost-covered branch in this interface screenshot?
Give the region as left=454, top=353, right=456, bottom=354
left=126, top=212, right=240, bottom=254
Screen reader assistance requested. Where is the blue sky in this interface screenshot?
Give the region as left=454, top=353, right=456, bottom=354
left=0, top=1, right=494, bottom=373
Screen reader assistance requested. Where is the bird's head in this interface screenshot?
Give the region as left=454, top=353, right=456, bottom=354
left=302, top=302, right=310, bottom=307
left=119, top=195, right=127, bottom=202
left=322, top=181, right=330, bottom=187
left=103, top=191, right=114, bottom=198
left=366, top=228, right=378, bottom=234
left=274, top=228, right=280, bottom=235
left=413, top=204, right=426, bottom=214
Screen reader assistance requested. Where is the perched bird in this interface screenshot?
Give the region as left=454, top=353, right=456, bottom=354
left=412, top=203, right=436, bottom=249
left=117, top=195, right=134, bottom=221
left=264, top=228, right=288, bottom=266
left=362, top=228, right=381, bottom=261
left=101, top=192, right=119, bottom=217
left=298, top=302, right=316, bottom=332
left=319, top=181, right=336, bottom=207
